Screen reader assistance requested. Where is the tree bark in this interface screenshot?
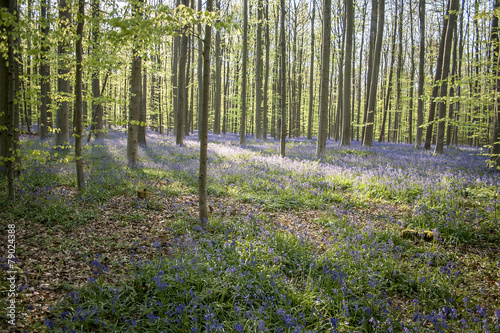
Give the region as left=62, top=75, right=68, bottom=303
left=240, top=0, right=248, bottom=145
left=316, top=0, right=331, bottom=157
left=75, top=0, right=85, bottom=190
left=341, top=0, right=353, bottom=146
left=434, top=0, right=460, bottom=154
left=254, top=0, right=263, bottom=139
left=127, top=0, right=143, bottom=166
left=489, top=0, right=500, bottom=166
left=279, top=0, right=286, bottom=157
left=91, top=0, right=104, bottom=140
left=40, top=0, right=51, bottom=139
left=263, top=0, right=270, bottom=141
left=363, top=0, right=385, bottom=147
left=213, top=0, right=222, bottom=135
left=199, top=0, right=213, bottom=222
left=307, top=0, right=315, bottom=140
left=415, top=0, right=425, bottom=148
left=56, top=0, right=70, bottom=147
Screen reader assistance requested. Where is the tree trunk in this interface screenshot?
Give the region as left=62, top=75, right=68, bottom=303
left=362, top=0, right=378, bottom=143
left=213, top=0, right=222, bottom=135
left=56, top=0, right=70, bottom=147
left=434, top=0, right=460, bottom=154
left=75, top=0, right=85, bottom=190
left=307, top=0, right=315, bottom=140
left=393, top=0, right=404, bottom=143
left=199, top=0, right=213, bottom=222
left=363, top=0, right=385, bottom=147
left=263, top=0, right=270, bottom=141
left=177, top=8, right=188, bottom=146
left=316, top=0, right=331, bottom=157
left=139, top=68, right=147, bottom=144
left=240, top=0, right=248, bottom=145
left=415, top=0, right=425, bottom=148
left=254, top=0, right=263, bottom=139
left=92, top=0, right=104, bottom=140
left=279, top=0, right=286, bottom=157
left=127, top=0, right=143, bottom=166
left=40, top=0, right=51, bottom=139
left=489, top=0, right=500, bottom=166
left=341, top=0, right=353, bottom=146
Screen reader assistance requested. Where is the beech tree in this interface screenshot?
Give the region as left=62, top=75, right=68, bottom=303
left=75, top=0, right=85, bottom=190
left=316, top=0, right=331, bottom=157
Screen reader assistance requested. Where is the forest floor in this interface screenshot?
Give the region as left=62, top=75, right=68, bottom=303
left=1, top=130, right=499, bottom=332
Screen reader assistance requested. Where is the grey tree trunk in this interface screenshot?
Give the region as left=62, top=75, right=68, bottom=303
left=341, top=0, right=354, bottom=146
left=92, top=0, right=104, bottom=140
left=177, top=14, right=188, bottom=146
left=307, top=1, right=315, bottom=140
left=415, top=0, right=425, bottom=148
left=56, top=0, right=70, bottom=147
left=40, top=0, right=51, bottom=139
left=199, top=0, right=213, bottom=222
left=489, top=0, right=500, bottom=167
left=139, top=69, right=147, bottom=145
left=254, top=0, right=263, bottom=139
left=240, top=0, right=248, bottom=145
left=434, top=0, right=460, bottom=154
left=75, top=0, right=85, bottom=190
left=362, top=0, right=378, bottom=142
left=127, top=0, right=143, bottom=166
left=263, top=0, right=270, bottom=141
left=316, top=0, right=331, bottom=157
left=279, top=0, right=286, bottom=157
left=213, top=0, right=222, bottom=135
left=363, top=0, right=385, bottom=147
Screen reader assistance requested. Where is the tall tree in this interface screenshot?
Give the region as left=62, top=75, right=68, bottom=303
left=213, top=0, right=222, bottom=135
left=91, top=0, right=104, bottom=140
left=254, top=0, right=263, bottom=139
left=316, top=0, right=331, bottom=157
left=177, top=0, right=189, bottom=146
left=279, top=0, right=286, bottom=157
left=415, top=0, right=425, bottom=148
left=363, top=0, right=385, bottom=147
left=199, top=0, right=213, bottom=222
left=127, top=0, right=143, bottom=166
left=434, top=0, right=460, bottom=154
left=240, top=0, right=248, bottom=145
left=307, top=0, right=315, bottom=140
left=39, top=0, right=51, bottom=139
left=489, top=0, right=500, bottom=166
left=75, top=0, right=85, bottom=190
left=341, top=0, right=353, bottom=146
left=262, top=0, right=270, bottom=141
left=56, top=0, right=71, bottom=147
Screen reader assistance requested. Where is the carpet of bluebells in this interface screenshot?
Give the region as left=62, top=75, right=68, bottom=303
left=3, top=129, right=500, bottom=332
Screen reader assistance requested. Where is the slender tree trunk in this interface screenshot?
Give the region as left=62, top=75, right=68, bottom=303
left=177, top=8, right=189, bottom=146
left=434, top=0, right=460, bottom=154
left=213, top=0, right=222, bottom=135
left=489, top=0, right=500, bottom=166
left=341, top=0, right=353, bottom=146
left=446, top=24, right=459, bottom=145
left=139, top=68, right=147, bottom=144
left=408, top=0, right=415, bottom=144
left=40, top=0, right=51, bottom=139
left=393, top=0, right=404, bottom=143
left=263, top=0, right=270, bottom=141
left=307, top=1, right=315, bottom=140
left=362, top=0, right=378, bottom=142
left=199, top=0, right=213, bottom=222
left=240, top=0, right=248, bottom=145
left=363, top=0, right=385, bottom=147
left=75, top=0, right=85, bottom=190
left=56, top=0, right=70, bottom=146
left=378, top=16, right=397, bottom=143
left=415, top=0, right=425, bottom=148
left=254, top=0, right=263, bottom=139
left=317, top=0, right=331, bottom=157
left=356, top=0, right=367, bottom=142
left=279, top=0, right=286, bottom=157
left=92, top=0, right=104, bottom=140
